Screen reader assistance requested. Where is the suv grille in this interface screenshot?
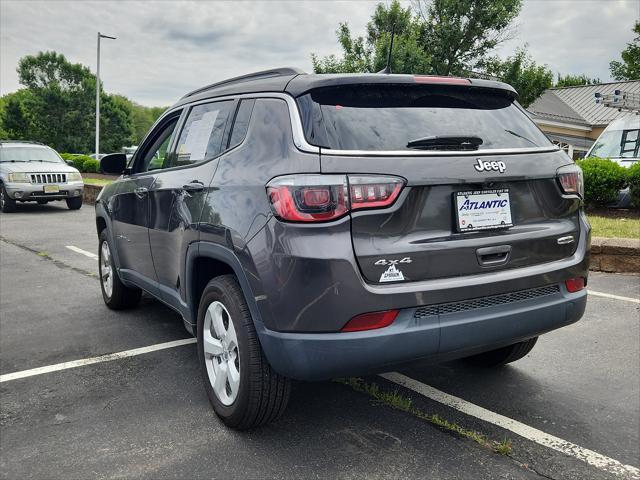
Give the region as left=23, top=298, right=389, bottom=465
left=30, top=173, right=66, bottom=184
left=414, top=284, right=561, bottom=318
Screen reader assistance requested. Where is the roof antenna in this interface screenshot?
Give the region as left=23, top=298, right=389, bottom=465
left=378, top=24, right=396, bottom=74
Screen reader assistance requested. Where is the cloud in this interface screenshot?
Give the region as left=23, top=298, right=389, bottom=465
left=1, top=0, right=638, bottom=107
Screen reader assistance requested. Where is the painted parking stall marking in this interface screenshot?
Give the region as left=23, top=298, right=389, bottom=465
left=0, top=338, right=196, bottom=383
left=66, top=245, right=99, bottom=259
left=588, top=289, right=640, bottom=304
left=381, top=372, right=640, bottom=479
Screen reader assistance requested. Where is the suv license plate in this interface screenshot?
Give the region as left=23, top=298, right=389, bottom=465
left=455, top=189, right=513, bottom=232
left=44, top=185, right=60, bottom=194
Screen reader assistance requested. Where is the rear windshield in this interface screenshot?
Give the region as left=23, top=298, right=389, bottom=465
left=297, top=84, right=553, bottom=151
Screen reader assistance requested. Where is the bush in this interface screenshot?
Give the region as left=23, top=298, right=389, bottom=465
left=59, top=153, right=94, bottom=172
left=626, top=161, right=640, bottom=209
left=81, top=158, right=100, bottom=173
left=576, top=157, right=626, bottom=208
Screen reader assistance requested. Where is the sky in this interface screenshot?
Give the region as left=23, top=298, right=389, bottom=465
left=1, top=0, right=638, bottom=107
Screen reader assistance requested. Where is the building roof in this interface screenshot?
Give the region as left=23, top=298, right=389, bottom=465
left=528, top=80, right=640, bottom=127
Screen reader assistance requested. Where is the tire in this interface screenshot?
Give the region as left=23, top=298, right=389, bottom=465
left=98, top=230, right=141, bottom=309
left=37, top=199, right=48, bottom=205
left=66, top=196, right=83, bottom=210
left=463, top=337, right=538, bottom=367
left=197, top=275, right=291, bottom=429
left=0, top=184, right=17, bottom=213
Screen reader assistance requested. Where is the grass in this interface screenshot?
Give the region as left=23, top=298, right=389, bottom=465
left=83, top=177, right=113, bottom=186
left=336, top=377, right=513, bottom=456
left=588, top=215, right=640, bottom=239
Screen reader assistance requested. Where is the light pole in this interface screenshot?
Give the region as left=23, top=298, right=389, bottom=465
left=96, top=32, right=116, bottom=159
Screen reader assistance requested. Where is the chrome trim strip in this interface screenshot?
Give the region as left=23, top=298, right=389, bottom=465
left=164, top=92, right=320, bottom=154
left=163, top=92, right=558, bottom=157
left=557, top=235, right=575, bottom=245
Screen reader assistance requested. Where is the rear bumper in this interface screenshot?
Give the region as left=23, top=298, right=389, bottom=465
left=257, top=285, right=587, bottom=380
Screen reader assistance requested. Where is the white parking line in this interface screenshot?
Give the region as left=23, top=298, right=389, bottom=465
left=589, top=289, right=640, bottom=304
left=381, top=372, right=640, bottom=479
left=0, top=338, right=196, bottom=383
left=65, top=245, right=99, bottom=259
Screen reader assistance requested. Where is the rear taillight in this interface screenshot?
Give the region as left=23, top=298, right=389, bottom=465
left=267, top=174, right=405, bottom=222
left=341, top=309, right=399, bottom=332
left=565, top=277, right=585, bottom=293
left=557, top=164, right=584, bottom=198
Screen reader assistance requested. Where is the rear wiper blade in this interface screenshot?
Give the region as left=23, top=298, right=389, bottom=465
left=407, top=135, right=483, bottom=150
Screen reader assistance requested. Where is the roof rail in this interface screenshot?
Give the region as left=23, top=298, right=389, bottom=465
left=0, top=140, right=45, bottom=145
left=182, top=67, right=306, bottom=99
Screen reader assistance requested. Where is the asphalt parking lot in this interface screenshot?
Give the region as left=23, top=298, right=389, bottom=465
left=1, top=202, right=638, bottom=480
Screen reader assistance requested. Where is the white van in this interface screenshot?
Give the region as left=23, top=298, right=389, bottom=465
left=586, top=114, right=639, bottom=207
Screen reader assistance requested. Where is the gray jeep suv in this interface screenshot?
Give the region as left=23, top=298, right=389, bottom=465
left=95, top=68, right=590, bottom=429
left=0, top=141, right=84, bottom=212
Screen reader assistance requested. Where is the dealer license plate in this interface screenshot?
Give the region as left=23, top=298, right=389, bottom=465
left=43, top=185, right=60, bottom=194
left=455, top=189, right=513, bottom=232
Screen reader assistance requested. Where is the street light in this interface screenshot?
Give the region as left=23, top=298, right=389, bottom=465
left=96, top=32, right=116, bottom=159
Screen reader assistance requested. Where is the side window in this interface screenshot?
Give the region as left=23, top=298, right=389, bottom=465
left=228, top=99, right=255, bottom=149
left=138, top=116, right=179, bottom=173
left=174, top=100, right=234, bottom=167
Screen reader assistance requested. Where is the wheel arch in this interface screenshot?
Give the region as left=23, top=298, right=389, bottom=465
left=186, top=242, right=265, bottom=338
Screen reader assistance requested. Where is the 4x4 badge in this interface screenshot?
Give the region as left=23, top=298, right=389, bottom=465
left=474, top=158, right=506, bottom=173
left=374, top=257, right=412, bottom=266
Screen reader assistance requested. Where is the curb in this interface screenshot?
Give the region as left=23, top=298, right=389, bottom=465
left=82, top=184, right=103, bottom=205
left=590, top=237, right=640, bottom=274
left=81, top=185, right=639, bottom=274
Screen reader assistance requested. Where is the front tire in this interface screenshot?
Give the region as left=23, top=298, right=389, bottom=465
left=464, top=337, right=539, bottom=367
left=66, top=196, right=82, bottom=210
left=197, top=275, right=291, bottom=429
left=98, top=230, right=141, bottom=309
left=0, top=184, right=17, bottom=213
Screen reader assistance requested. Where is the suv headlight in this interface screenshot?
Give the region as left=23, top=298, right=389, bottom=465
left=67, top=172, right=82, bottom=182
left=7, top=172, right=30, bottom=183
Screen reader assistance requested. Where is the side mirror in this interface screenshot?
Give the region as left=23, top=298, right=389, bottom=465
left=65, top=160, right=74, bottom=166
left=100, top=153, right=127, bottom=174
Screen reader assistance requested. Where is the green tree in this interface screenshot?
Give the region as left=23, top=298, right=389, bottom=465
left=0, top=51, right=135, bottom=152
left=482, top=48, right=553, bottom=107
left=555, top=73, right=601, bottom=87
left=312, top=0, right=522, bottom=76
left=610, top=20, right=640, bottom=81
left=416, top=0, right=522, bottom=76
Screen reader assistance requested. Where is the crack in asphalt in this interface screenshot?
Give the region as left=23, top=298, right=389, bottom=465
left=0, top=236, right=97, bottom=279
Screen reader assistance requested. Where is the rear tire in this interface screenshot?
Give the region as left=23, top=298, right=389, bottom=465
left=463, top=337, right=538, bottom=367
left=0, top=184, right=17, bottom=213
left=197, top=275, right=291, bottom=429
left=66, top=196, right=82, bottom=210
left=98, top=230, right=141, bottom=309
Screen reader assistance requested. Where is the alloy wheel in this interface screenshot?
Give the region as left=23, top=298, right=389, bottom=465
left=202, top=300, right=240, bottom=406
left=100, top=240, right=113, bottom=298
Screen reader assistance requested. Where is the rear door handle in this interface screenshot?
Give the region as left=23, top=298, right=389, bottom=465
left=183, top=181, right=204, bottom=192
left=476, top=245, right=511, bottom=266
left=134, top=187, right=148, bottom=198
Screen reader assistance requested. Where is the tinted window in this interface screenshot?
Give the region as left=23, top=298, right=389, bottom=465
left=140, top=117, right=179, bottom=172
left=297, top=84, right=552, bottom=151
left=228, top=99, right=255, bottom=149
left=174, top=101, right=234, bottom=166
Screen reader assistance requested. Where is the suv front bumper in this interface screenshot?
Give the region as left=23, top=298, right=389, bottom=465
left=4, top=181, right=84, bottom=201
